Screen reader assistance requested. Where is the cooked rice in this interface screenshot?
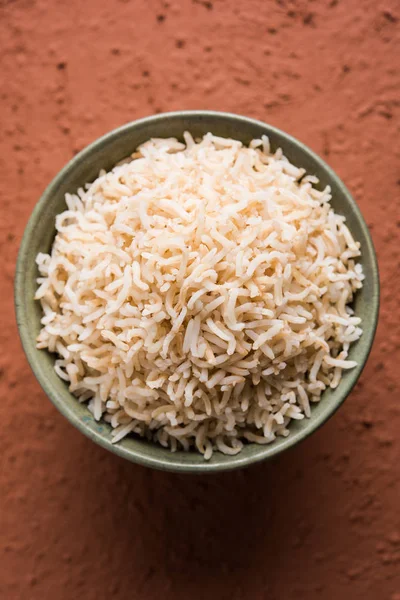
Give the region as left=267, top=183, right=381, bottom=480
left=35, top=132, right=364, bottom=459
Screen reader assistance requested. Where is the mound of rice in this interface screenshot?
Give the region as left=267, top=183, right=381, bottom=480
left=35, top=132, right=363, bottom=459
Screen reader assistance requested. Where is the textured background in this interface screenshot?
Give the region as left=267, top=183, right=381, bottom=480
left=1, top=0, right=399, bottom=599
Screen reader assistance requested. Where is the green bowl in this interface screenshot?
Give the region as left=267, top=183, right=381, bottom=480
left=15, top=111, right=380, bottom=473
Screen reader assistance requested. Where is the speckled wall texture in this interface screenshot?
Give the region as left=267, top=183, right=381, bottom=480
left=1, top=0, right=399, bottom=598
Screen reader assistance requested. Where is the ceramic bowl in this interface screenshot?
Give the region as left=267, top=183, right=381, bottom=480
left=15, top=111, right=379, bottom=472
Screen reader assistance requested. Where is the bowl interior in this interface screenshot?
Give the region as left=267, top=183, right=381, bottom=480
left=15, top=111, right=379, bottom=472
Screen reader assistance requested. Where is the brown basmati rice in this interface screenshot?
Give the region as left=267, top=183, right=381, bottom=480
left=35, top=132, right=364, bottom=458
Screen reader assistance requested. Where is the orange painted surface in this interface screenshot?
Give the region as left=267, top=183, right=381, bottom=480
left=1, top=1, right=399, bottom=599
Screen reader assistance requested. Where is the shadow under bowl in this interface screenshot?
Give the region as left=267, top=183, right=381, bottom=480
left=15, top=111, right=380, bottom=473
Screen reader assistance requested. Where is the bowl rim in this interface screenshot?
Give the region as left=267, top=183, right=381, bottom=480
left=15, top=110, right=380, bottom=473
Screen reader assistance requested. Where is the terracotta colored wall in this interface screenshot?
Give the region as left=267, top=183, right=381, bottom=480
left=1, top=1, right=399, bottom=598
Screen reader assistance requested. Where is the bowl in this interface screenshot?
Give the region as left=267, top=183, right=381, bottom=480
left=15, top=111, right=380, bottom=473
